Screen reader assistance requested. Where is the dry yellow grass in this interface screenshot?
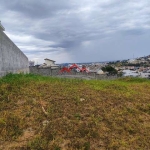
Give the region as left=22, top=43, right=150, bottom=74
left=0, top=74, right=150, bottom=150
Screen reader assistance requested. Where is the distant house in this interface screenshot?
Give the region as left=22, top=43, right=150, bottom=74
left=97, top=69, right=105, bottom=75
left=128, top=59, right=139, bottom=64
left=44, top=58, right=56, bottom=66
left=29, top=60, right=35, bottom=66
left=122, top=70, right=139, bottom=77
left=139, top=72, right=150, bottom=78
left=39, top=58, right=59, bottom=68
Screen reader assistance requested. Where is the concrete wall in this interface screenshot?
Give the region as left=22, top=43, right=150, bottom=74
left=0, top=26, right=29, bottom=77
left=30, top=66, right=60, bottom=76
left=30, top=66, right=118, bottom=80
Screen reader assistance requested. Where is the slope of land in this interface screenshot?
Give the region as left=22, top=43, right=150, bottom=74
left=0, top=74, right=150, bottom=150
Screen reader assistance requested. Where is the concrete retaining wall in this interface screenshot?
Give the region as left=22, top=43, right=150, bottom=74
left=0, top=25, right=29, bottom=77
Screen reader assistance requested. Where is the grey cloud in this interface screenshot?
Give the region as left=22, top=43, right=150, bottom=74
left=0, top=0, right=150, bottom=63
left=121, top=29, right=146, bottom=36
left=1, top=0, right=75, bottom=19
left=24, top=49, right=61, bottom=54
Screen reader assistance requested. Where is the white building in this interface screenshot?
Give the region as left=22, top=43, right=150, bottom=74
left=39, top=58, right=59, bottom=68
left=44, top=58, right=55, bottom=66
left=122, top=70, right=139, bottom=77
left=97, top=69, right=105, bottom=75
left=139, top=72, right=150, bottom=78
left=128, top=59, right=139, bottom=64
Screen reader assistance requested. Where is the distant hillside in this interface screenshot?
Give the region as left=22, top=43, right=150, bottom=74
left=0, top=74, right=150, bottom=149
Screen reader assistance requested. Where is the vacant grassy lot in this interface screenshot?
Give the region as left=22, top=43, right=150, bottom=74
left=0, top=74, right=150, bottom=150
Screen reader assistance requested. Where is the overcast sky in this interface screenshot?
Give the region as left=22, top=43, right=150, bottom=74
left=0, top=0, right=150, bottom=64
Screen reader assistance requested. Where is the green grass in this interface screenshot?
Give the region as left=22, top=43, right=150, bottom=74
left=0, top=73, right=150, bottom=149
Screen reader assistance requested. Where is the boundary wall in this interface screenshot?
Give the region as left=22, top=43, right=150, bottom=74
left=30, top=66, right=118, bottom=80
left=0, top=24, right=29, bottom=77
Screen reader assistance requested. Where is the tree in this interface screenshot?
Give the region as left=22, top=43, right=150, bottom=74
left=101, top=66, right=118, bottom=75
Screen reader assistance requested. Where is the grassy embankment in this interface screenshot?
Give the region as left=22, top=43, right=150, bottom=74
left=0, top=74, right=150, bottom=150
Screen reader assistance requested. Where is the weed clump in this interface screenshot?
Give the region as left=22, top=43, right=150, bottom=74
left=0, top=113, right=23, bottom=141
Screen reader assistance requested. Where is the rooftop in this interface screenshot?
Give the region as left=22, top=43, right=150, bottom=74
left=0, top=21, right=5, bottom=31
left=44, top=58, right=55, bottom=62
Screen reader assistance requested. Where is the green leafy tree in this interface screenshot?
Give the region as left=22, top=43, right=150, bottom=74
left=101, top=66, right=118, bottom=75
